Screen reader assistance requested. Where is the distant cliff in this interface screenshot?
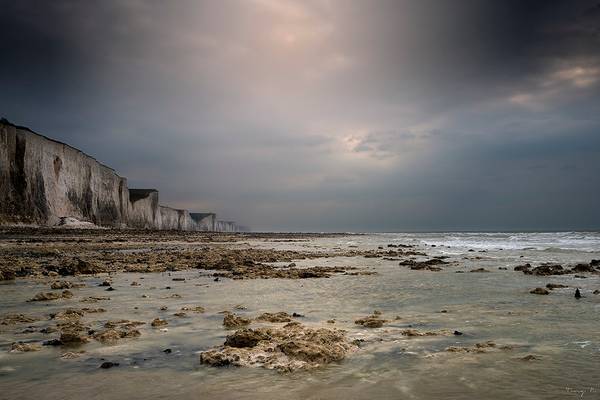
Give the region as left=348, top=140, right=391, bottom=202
left=0, top=119, right=242, bottom=231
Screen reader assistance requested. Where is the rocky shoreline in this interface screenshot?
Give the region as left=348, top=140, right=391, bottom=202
left=1, top=229, right=599, bottom=376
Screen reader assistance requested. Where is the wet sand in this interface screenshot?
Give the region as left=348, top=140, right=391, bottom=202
left=1, top=229, right=599, bottom=399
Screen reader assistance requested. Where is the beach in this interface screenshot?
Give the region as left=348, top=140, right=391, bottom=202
left=0, top=229, right=599, bottom=399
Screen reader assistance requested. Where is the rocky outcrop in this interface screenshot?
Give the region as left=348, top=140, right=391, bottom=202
left=0, top=119, right=243, bottom=231
left=200, top=322, right=358, bottom=371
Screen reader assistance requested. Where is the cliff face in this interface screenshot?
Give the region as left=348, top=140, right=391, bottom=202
left=190, top=213, right=216, bottom=231
left=0, top=121, right=128, bottom=226
left=128, top=189, right=161, bottom=229
left=0, top=120, right=242, bottom=231
left=215, top=220, right=239, bottom=233
left=159, top=206, right=208, bottom=231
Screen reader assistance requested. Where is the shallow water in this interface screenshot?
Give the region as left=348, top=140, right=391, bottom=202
left=1, top=232, right=599, bottom=400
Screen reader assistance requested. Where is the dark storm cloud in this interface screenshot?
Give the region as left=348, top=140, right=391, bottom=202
left=1, top=0, right=599, bottom=231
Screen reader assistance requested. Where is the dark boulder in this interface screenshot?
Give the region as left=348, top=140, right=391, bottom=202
left=530, top=288, right=549, bottom=295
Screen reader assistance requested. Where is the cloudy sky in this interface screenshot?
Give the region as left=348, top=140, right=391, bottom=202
left=1, top=0, right=599, bottom=231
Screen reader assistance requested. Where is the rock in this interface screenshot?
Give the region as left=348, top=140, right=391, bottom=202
left=105, top=287, right=115, bottom=291
left=514, top=263, right=531, bottom=272
left=400, top=329, right=446, bottom=337
left=575, top=288, right=582, bottom=299
left=292, top=313, right=304, bottom=318
left=181, top=306, right=205, bottom=313
left=530, top=264, right=566, bottom=276
left=29, top=290, right=72, bottom=301
left=130, top=281, right=140, bottom=286
left=94, top=327, right=141, bottom=343
left=593, top=290, right=599, bottom=295
left=160, top=306, right=168, bottom=311
left=256, top=312, right=293, bottom=323
left=445, top=341, right=502, bottom=354
left=224, top=328, right=272, bottom=348
left=50, top=280, right=73, bottom=290
left=93, top=329, right=121, bottom=343
left=151, top=318, right=168, bottom=327
left=99, top=361, right=119, bottom=369
left=29, top=292, right=61, bottom=301
left=173, top=312, right=187, bottom=317
left=530, top=288, right=549, bottom=295
left=590, top=259, right=599, bottom=267
left=52, top=309, right=85, bottom=321
left=546, top=283, right=568, bottom=290
left=10, top=342, right=42, bottom=353
left=355, top=314, right=387, bottom=328
left=80, top=296, right=110, bottom=303
left=60, top=351, right=85, bottom=359
left=399, top=258, right=448, bottom=271
left=571, top=263, right=596, bottom=273
left=172, top=278, right=185, bottom=281
left=469, top=268, right=489, bottom=273
left=59, top=321, right=90, bottom=344
left=223, top=313, right=251, bottom=329
left=163, top=348, right=172, bottom=354
left=0, top=313, right=38, bottom=325
left=521, top=354, right=540, bottom=361
left=43, top=339, right=63, bottom=346
left=0, top=269, right=16, bottom=281
left=104, top=319, right=145, bottom=329
left=200, top=323, right=357, bottom=371
left=453, top=330, right=463, bottom=336
left=57, top=258, right=103, bottom=276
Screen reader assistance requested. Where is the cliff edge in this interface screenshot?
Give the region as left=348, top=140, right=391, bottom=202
left=0, top=118, right=241, bottom=231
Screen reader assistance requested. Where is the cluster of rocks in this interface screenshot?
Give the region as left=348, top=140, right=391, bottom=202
left=200, top=322, right=358, bottom=372
left=0, top=313, right=39, bottom=325
left=0, top=230, right=378, bottom=281
left=445, top=341, right=515, bottom=354
left=530, top=283, right=570, bottom=295
left=208, top=262, right=359, bottom=280
left=94, top=320, right=144, bottom=343
left=515, top=260, right=599, bottom=276
left=28, top=290, right=73, bottom=302
left=354, top=311, right=389, bottom=328
left=398, top=257, right=449, bottom=271
left=222, top=311, right=303, bottom=329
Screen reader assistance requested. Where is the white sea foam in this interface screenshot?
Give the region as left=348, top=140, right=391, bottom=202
left=413, top=232, right=600, bottom=252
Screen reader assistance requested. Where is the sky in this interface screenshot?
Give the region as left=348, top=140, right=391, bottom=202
left=1, top=0, right=599, bottom=232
